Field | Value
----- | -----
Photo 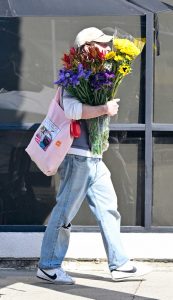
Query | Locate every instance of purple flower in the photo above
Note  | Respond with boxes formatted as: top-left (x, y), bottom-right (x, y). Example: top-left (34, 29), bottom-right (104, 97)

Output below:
top-left (105, 71), bottom-right (115, 79)
top-left (70, 74), bottom-right (80, 87)
top-left (85, 70), bottom-right (92, 79)
top-left (90, 70), bottom-right (115, 90)
top-left (77, 64), bottom-right (85, 78)
top-left (54, 64), bottom-right (92, 88)
top-left (54, 68), bottom-right (72, 87)
top-left (77, 64), bottom-right (92, 80)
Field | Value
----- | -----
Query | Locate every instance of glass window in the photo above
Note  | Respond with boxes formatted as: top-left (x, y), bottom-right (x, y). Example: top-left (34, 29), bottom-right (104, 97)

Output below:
top-left (0, 130), bottom-right (145, 226)
top-left (103, 131), bottom-right (145, 226)
top-left (0, 130), bottom-right (57, 225)
top-left (0, 16), bottom-right (145, 124)
top-left (153, 12), bottom-right (173, 123)
top-left (153, 133), bottom-right (173, 226)
top-left (0, 15), bottom-right (146, 228)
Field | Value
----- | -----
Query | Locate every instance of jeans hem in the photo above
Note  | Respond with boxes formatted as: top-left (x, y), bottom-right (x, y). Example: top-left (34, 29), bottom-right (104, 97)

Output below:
top-left (109, 258), bottom-right (129, 271)
top-left (38, 264), bottom-right (61, 270)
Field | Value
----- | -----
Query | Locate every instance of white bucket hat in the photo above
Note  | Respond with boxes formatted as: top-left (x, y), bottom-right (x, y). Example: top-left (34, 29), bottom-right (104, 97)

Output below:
top-left (74, 27), bottom-right (113, 47)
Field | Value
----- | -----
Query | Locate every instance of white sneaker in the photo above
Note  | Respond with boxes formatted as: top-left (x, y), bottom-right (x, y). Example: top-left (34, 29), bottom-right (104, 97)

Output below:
top-left (37, 267), bottom-right (75, 285)
top-left (111, 261), bottom-right (152, 281)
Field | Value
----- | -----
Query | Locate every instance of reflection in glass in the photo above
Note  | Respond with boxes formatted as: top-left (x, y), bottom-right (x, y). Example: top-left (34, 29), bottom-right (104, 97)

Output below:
top-left (154, 12), bottom-right (173, 123)
top-left (103, 132), bottom-right (145, 226)
top-left (153, 135), bottom-right (173, 226)
top-left (0, 131), bottom-right (57, 225)
top-left (0, 130), bottom-right (144, 226)
top-left (0, 16), bottom-right (145, 124)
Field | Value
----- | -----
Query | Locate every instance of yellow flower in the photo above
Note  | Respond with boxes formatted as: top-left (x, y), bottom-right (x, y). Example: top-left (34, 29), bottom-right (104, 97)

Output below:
top-left (114, 54), bottom-right (124, 61)
top-left (125, 54), bottom-right (133, 60)
top-left (105, 51), bottom-right (116, 60)
top-left (118, 64), bottom-right (131, 76)
top-left (113, 38), bottom-right (141, 58)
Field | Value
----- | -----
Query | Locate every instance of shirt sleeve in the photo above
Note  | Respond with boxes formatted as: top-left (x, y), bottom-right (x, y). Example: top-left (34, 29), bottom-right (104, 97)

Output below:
top-left (62, 91), bottom-right (83, 120)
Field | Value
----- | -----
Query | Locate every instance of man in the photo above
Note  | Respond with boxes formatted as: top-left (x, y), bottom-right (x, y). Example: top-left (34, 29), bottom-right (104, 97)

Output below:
top-left (37, 27), bottom-right (150, 284)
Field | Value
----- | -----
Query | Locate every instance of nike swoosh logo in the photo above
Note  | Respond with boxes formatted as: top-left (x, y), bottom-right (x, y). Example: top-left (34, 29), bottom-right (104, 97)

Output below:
top-left (40, 268), bottom-right (57, 280)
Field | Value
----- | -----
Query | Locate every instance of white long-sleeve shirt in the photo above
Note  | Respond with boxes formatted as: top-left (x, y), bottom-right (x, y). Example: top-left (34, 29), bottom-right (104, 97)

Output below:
top-left (62, 91), bottom-right (83, 120)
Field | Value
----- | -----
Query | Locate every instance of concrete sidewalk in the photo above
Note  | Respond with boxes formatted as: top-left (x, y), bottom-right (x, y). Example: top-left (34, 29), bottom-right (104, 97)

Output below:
top-left (0, 261), bottom-right (173, 300)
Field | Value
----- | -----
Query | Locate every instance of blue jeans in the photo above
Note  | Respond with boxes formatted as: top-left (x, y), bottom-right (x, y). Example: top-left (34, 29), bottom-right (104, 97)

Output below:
top-left (38, 154), bottom-right (129, 271)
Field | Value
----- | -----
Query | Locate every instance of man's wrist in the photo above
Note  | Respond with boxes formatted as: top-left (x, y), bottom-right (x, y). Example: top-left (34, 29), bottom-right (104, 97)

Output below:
top-left (102, 104), bottom-right (108, 115)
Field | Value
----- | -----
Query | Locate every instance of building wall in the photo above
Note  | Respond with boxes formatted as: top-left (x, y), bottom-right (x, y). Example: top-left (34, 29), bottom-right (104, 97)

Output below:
top-left (1, 232), bottom-right (173, 260)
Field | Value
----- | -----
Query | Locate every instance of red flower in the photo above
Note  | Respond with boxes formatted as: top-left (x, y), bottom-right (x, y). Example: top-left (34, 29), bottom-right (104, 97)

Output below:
top-left (95, 48), bottom-right (106, 60)
top-left (70, 47), bottom-right (76, 56)
top-left (62, 53), bottom-right (72, 68)
top-left (62, 53), bottom-right (70, 64)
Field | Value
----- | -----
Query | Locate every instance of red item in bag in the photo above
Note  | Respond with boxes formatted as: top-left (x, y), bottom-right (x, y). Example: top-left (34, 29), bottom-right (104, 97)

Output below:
top-left (70, 120), bottom-right (81, 138)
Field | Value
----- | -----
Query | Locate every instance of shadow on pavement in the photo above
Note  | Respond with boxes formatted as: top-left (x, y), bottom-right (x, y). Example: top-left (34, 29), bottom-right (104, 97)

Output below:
top-left (0, 269), bottom-right (158, 300)
top-left (68, 270), bottom-right (144, 282)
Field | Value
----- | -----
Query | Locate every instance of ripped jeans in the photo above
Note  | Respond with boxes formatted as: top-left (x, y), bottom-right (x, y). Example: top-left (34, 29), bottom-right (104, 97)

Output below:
top-left (38, 154), bottom-right (129, 271)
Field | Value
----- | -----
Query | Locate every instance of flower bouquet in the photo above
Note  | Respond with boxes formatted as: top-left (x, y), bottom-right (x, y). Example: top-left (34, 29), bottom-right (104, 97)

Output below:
top-left (55, 28), bottom-right (145, 155)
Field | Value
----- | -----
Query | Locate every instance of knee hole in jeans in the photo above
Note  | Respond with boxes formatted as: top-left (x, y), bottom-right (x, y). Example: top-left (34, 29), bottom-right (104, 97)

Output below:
top-left (62, 223), bottom-right (71, 229)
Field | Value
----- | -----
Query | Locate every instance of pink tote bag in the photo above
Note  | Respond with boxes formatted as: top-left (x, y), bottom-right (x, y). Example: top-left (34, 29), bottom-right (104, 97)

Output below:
top-left (25, 87), bottom-right (73, 176)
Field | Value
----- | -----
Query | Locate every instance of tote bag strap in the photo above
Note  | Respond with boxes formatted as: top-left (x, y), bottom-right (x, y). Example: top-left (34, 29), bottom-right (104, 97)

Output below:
top-left (54, 86), bottom-right (62, 104)
top-left (54, 86), bottom-right (64, 109)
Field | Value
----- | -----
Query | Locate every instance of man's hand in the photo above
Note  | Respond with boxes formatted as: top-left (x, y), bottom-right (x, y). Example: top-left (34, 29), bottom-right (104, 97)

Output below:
top-left (106, 99), bottom-right (120, 116)
top-left (81, 98), bottom-right (120, 119)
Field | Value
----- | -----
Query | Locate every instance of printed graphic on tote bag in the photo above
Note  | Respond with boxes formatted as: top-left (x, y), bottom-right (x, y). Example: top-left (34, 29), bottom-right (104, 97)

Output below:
top-left (35, 118), bottom-right (60, 151)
